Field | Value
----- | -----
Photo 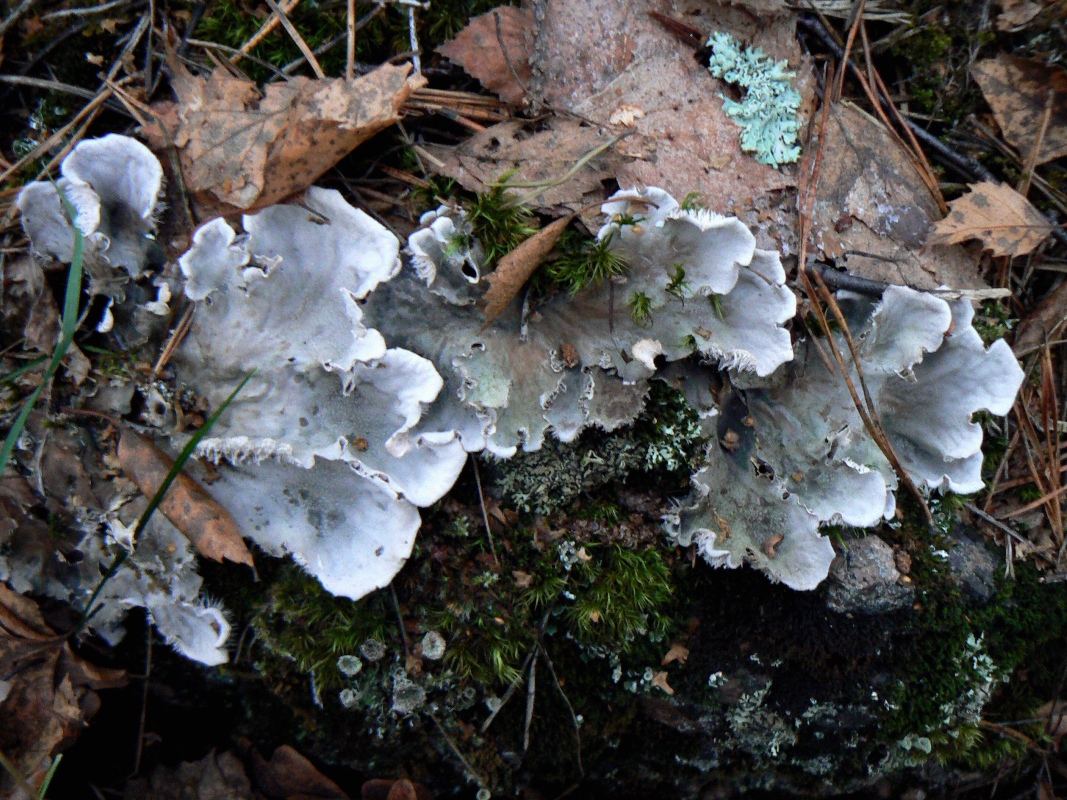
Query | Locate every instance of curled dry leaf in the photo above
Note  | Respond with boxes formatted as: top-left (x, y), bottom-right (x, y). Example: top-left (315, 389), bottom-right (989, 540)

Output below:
top-left (481, 213), bottom-right (574, 326)
top-left (661, 642), bottom-right (690, 666)
top-left (928, 181), bottom-right (1054, 258)
top-left (971, 54), bottom-right (1067, 166)
top-left (995, 0), bottom-right (1046, 30)
top-left (145, 40), bottom-right (426, 212)
top-left (0, 585), bottom-right (125, 799)
top-left (1013, 280), bottom-right (1067, 355)
top-left (651, 670), bottom-right (675, 695)
top-left (437, 6), bottom-right (533, 106)
top-left (117, 429), bottom-right (254, 567)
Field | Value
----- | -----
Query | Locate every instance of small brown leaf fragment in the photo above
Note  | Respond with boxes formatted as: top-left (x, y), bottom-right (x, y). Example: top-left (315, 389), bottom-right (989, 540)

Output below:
top-left (560, 342), bottom-right (580, 368)
top-left (971, 55), bottom-right (1067, 165)
top-left (1014, 280), bottom-right (1067, 354)
top-left (651, 671), bottom-right (675, 695)
top-left (117, 430), bottom-right (254, 567)
top-left (145, 36), bottom-right (426, 212)
top-left (661, 643), bottom-right (689, 666)
top-left (512, 570), bottom-right (533, 589)
top-left (995, 0), bottom-right (1045, 30)
top-left (720, 429), bottom-right (741, 452)
top-left (481, 214), bottom-right (574, 327)
top-left (928, 181), bottom-right (1053, 258)
top-left (437, 6), bottom-right (533, 106)
top-left (762, 533), bottom-right (784, 558)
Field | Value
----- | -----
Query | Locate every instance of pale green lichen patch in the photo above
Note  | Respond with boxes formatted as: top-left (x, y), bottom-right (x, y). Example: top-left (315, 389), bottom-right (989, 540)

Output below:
top-left (707, 32), bottom-right (802, 167)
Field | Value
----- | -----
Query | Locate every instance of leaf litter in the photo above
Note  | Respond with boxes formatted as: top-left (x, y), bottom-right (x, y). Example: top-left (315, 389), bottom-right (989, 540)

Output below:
top-left (928, 180), bottom-right (1055, 258)
top-left (144, 41), bottom-right (426, 214)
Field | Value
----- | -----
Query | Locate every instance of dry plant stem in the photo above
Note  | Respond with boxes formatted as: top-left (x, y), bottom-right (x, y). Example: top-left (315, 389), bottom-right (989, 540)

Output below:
top-left (861, 24), bottom-right (946, 212)
top-left (481, 642), bottom-right (539, 733)
top-left (999, 483), bottom-right (1067, 520)
top-left (346, 0), bottom-right (356, 80)
top-left (470, 457), bottom-right (500, 566)
top-left (132, 627), bottom-right (152, 777)
top-left (262, 0), bottom-right (325, 78)
top-left (232, 0), bottom-right (300, 60)
top-left (429, 712), bottom-right (489, 791)
top-left (834, 0), bottom-right (866, 101)
top-left (1018, 88), bottom-right (1055, 198)
top-left (152, 304), bottom-right (195, 378)
top-left (539, 644), bottom-right (584, 777)
top-left (0, 0), bottom-right (39, 40)
top-left (811, 270), bottom-right (937, 528)
top-left (984, 428), bottom-right (1021, 511)
top-left (186, 38), bottom-right (293, 81)
top-left (965, 502), bottom-right (1035, 551)
top-left (495, 9), bottom-right (529, 102)
top-left (0, 87), bottom-right (114, 185)
top-left (1040, 348), bottom-right (1064, 539)
top-left (523, 654), bottom-right (537, 753)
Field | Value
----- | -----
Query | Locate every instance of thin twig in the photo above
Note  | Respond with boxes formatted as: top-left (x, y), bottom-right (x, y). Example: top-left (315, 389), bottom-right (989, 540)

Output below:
top-left (429, 712), bottom-right (489, 791)
top-left (232, 0), bottom-right (300, 61)
top-left (470, 457), bottom-right (500, 566)
top-left (262, 0), bottom-right (325, 78)
top-left (1018, 88), bottom-right (1055, 198)
top-left (495, 9), bottom-right (528, 103)
top-left (346, 0), bottom-right (356, 80)
top-left (833, 0), bottom-right (866, 101)
top-left (151, 304), bottom-right (195, 378)
top-left (539, 644), bottom-right (583, 777)
top-left (524, 653), bottom-right (537, 753)
top-left (42, 0), bottom-right (135, 20)
top-left (481, 643), bottom-right (539, 733)
top-left (0, 0), bottom-right (39, 40)
top-left (132, 627), bottom-right (153, 776)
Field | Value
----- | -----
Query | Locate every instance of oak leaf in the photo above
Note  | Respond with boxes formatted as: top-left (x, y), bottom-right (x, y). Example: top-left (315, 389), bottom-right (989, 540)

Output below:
top-left (146, 44), bottom-right (425, 212)
top-left (438, 6), bottom-right (533, 105)
top-left (971, 55), bottom-right (1067, 166)
top-left (117, 429), bottom-right (254, 566)
top-left (928, 181), bottom-right (1054, 258)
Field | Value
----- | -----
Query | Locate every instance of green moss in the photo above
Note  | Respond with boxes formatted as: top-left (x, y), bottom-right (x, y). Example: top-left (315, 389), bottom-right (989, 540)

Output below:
top-left (490, 382), bottom-right (704, 515)
top-left (628, 290), bottom-right (654, 327)
top-left (464, 178), bottom-right (539, 268)
top-left (972, 300), bottom-right (1016, 346)
top-left (544, 230), bottom-right (629, 296)
top-left (252, 563), bottom-right (394, 690)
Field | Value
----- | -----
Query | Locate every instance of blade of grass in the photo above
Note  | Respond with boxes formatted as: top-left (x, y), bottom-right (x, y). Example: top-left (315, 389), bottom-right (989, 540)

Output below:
top-left (0, 356), bottom-right (47, 385)
top-left (0, 189), bottom-right (84, 475)
top-left (74, 372), bottom-right (254, 635)
top-left (36, 753), bottom-right (62, 800)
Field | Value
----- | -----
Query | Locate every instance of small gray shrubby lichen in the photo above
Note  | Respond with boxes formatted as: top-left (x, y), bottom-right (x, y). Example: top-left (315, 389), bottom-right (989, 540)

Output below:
top-left (707, 32), bottom-right (802, 167)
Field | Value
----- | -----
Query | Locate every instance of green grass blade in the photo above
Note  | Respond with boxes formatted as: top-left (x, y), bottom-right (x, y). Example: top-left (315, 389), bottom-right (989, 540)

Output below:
top-left (36, 753), bottom-right (62, 800)
top-left (77, 372), bottom-right (254, 632)
top-left (0, 356), bottom-right (48, 385)
top-left (0, 187), bottom-right (84, 475)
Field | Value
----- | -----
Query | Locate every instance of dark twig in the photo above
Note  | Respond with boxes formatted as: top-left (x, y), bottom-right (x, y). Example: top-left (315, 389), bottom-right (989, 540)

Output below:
top-left (494, 10), bottom-right (529, 103)
top-left (0, 0), bottom-right (39, 40)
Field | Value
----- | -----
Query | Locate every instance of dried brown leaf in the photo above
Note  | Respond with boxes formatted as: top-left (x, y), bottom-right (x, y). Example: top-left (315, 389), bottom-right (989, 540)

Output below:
top-left (125, 751), bottom-right (254, 800)
top-left (928, 181), bottom-right (1054, 258)
top-left (0, 586), bottom-right (124, 799)
top-left (812, 103), bottom-right (985, 289)
top-left (651, 670), bottom-right (675, 695)
top-left (146, 44), bottom-right (425, 212)
top-left (1014, 280), bottom-right (1067, 355)
top-left (363, 778), bottom-right (434, 800)
top-left (250, 744), bottom-right (349, 799)
top-left (481, 214), bottom-right (574, 326)
top-left (526, 0), bottom-right (807, 213)
top-left (971, 55), bottom-right (1067, 166)
top-left (661, 642), bottom-right (689, 666)
top-left (422, 117), bottom-right (619, 215)
top-left (996, 0), bottom-right (1045, 30)
top-left (117, 430), bottom-right (254, 566)
top-left (438, 6), bottom-right (533, 106)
